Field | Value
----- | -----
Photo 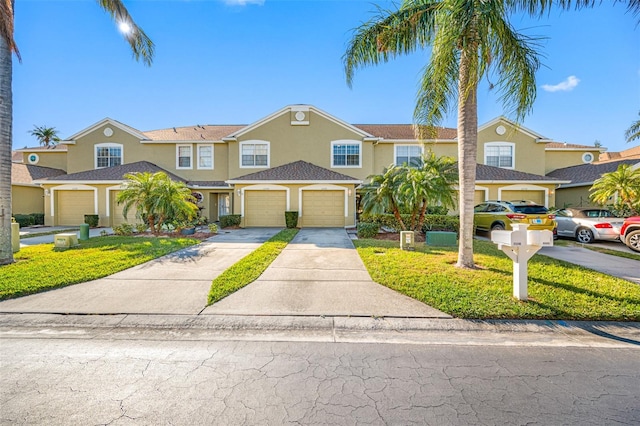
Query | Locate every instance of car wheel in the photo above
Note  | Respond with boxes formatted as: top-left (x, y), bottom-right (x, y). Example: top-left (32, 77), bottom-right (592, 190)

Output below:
top-left (491, 223), bottom-right (505, 231)
top-left (625, 230), bottom-right (640, 253)
top-left (576, 227), bottom-right (594, 244)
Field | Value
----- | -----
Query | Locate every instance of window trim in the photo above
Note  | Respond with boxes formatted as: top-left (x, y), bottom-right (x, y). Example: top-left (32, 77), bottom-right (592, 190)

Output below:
top-left (394, 144), bottom-right (424, 167)
top-left (484, 142), bottom-right (515, 169)
top-left (331, 140), bottom-right (362, 168)
top-left (94, 142), bottom-right (123, 169)
top-left (197, 144), bottom-right (214, 170)
top-left (239, 140), bottom-right (270, 169)
top-left (176, 144), bottom-right (193, 170)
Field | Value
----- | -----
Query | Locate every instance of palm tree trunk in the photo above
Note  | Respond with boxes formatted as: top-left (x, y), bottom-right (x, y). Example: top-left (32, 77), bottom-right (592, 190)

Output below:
top-left (455, 48), bottom-right (478, 269)
top-left (0, 32), bottom-right (14, 265)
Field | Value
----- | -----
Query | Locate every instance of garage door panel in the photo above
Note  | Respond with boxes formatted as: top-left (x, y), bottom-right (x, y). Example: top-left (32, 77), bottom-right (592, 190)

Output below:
top-left (57, 191), bottom-right (94, 226)
top-left (502, 190), bottom-right (545, 205)
top-left (474, 190), bottom-right (486, 205)
top-left (245, 191), bottom-right (286, 227)
top-left (111, 191), bottom-right (142, 226)
top-left (302, 191), bottom-right (344, 227)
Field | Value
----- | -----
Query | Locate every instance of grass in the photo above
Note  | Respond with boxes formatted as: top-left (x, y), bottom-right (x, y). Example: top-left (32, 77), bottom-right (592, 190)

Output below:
top-left (354, 239), bottom-right (640, 321)
top-left (0, 236), bottom-right (198, 300)
top-left (207, 228), bottom-right (298, 305)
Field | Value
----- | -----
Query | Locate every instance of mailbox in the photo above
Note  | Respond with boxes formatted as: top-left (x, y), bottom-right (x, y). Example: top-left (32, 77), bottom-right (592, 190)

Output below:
top-left (491, 229), bottom-right (525, 247)
top-left (527, 230), bottom-right (553, 247)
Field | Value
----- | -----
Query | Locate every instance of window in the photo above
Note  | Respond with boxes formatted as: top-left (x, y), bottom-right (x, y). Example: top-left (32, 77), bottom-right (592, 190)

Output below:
top-left (240, 141), bottom-right (269, 167)
top-left (331, 140), bottom-right (361, 167)
top-left (395, 145), bottom-right (422, 166)
top-left (198, 145), bottom-right (213, 169)
top-left (177, 145), bottom-right (192, 169)
top-left (95, 143), bottom-right (122, 169)
top-left (484, 143), bottom-right (514, 168)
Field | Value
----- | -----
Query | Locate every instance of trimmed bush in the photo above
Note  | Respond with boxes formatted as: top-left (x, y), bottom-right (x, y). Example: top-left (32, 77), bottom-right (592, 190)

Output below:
top-left (113, 223), bottom-right (134, 236)
top-left (13, 214), bottom-right (34, 228)
top-left (135, 223), bottom-right (148, 233)
top-left (285, 211), bottom-right (299, 228)
top-left (357, 222), bottom-right (380, 239)
top-left (220, 214), bottom-right (241, 228)
top-left (84, 214), bottom-right (99, 228)
top-left (30, 213), bottom-right (45, 226)
top-left (422, 215), bottom-right (460, 235)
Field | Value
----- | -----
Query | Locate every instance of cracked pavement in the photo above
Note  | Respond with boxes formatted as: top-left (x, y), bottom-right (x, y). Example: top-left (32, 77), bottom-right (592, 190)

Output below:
top-left (1, 337), bottom-right (638, 425)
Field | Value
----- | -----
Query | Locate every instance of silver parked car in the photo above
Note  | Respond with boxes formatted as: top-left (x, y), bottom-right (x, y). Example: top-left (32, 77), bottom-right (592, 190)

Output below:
top-left (555, 208), bottom-right (624, 243)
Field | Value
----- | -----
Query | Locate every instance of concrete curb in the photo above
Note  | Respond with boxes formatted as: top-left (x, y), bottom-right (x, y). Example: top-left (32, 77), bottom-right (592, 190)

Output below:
top-left (1, 313), bottom-right (639, 348)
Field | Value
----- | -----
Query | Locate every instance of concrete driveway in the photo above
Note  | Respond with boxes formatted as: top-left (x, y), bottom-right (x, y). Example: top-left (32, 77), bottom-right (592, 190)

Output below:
top-left (203, 228), bottom-right (450, 318)
top-left (0, 228), bottom-right (280, 315)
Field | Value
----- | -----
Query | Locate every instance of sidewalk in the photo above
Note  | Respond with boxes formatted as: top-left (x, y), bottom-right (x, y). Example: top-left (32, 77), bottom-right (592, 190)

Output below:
top-left (19, 226), bottom-right (113, 247)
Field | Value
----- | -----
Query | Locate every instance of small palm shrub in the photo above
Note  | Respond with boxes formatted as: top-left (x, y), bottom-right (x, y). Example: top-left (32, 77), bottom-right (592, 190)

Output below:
top-left (114, 223), bottom-right (134, 236)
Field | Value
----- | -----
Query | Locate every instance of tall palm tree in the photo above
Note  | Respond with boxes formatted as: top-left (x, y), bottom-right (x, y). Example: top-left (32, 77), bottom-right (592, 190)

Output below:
top-left (0, 1), bottom-right (154, 265)
top-left (589, 164), bottom-right (640, 215)
top-left (625, 111), bottom-right (640, 143)
top-left (29, 125), bottom-right (61, 148)
top-left (345, 0), bottom-right (541, 269)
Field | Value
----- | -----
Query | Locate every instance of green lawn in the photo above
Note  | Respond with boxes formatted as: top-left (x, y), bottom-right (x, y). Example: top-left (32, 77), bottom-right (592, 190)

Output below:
top-left (0, 236), bottom-right (198, 300)
top-left (208, 228), bottom-right (298, 305)
top-left (354, 239), bottom-right (640, 321)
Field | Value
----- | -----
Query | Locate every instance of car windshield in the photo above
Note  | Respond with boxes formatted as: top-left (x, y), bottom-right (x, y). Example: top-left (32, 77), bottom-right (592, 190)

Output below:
top-left (513, 205), bottom-right (548, 214)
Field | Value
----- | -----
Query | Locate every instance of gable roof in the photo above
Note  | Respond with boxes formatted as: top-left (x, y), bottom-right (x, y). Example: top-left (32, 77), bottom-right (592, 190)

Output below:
top-left (228, 105), bottom-right (374, 139)
top-left (62, 118), bottom-right (148, 142)
top-left (353, 124), bottom-right (457, 140)
top-left (34, 161), bottom-right (186, 183)
top-left (228, 160), bottom-right (362, 183)
top-left (545, 142), bottom-right (604, 151)
top-left (15, 144), bottom-right (68, 153)
top-left (547, 158), bottom-right (640, 187)
top-left (12, 163), bottom-right (66, 185)
top-left (598, 145), bottom-right (640, 162)
top-left (478, 116), bottom-right (548, 140)
top-left (143, 125), bottom-right (244, 142)
top-left (476, 164), bottom-right (567, 183)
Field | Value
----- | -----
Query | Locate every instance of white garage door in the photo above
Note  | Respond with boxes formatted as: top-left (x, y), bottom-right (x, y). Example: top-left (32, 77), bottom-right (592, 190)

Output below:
top-left (302, 191), bottom-right (345, 227)
top-left (502, 190), bottom-right (545, 205)
top-left (474, 190), bottom-right (486, 206)
top-left (244, 190), bottom-right (286, 227)
top-left (57, 191), bottom-right (94, 226)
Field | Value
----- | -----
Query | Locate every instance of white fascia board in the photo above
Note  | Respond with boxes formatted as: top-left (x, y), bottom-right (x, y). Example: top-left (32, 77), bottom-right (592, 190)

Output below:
top-left (63, 118), bottom-right (148, 142)
top-left (476, 179), bottom-right (571, 185)
top-left (556, 181), bottom-right (593, 188)
top-left (34, 179), bottom-right (124, 185)
top-left (227, 179), bottom-right (363, 185)
top-left (12, 183), bottom-right (40, 188)
top-left (308, 105), bottom-right (374, 138)
top-left (478, 116), bottom-right (546, 140)
top-left (545, 147), bottom-right (605, 152)
top-left (187, 184), bottom-right (231, 189)
top-left (139, 140), bottom-right (223, 144)
top-left (377, 138), bottom-right (457, 144)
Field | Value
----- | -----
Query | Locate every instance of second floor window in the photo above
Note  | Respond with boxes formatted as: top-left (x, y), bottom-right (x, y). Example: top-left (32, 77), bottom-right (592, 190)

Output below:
top-left (95, 144), bottom-right (122, 168)
top-left (485, 143), bottom-right (514, 168)
top-left (395, 145), bottom-right (422, 167)
top-left (177, 145), bottom-right (192, 169)
top-left (198, 145), bottom-right (213, 169)
top-left (241, 143), bottom-right (269, 167)
top-left (332, 141), bottom-right (361, 167)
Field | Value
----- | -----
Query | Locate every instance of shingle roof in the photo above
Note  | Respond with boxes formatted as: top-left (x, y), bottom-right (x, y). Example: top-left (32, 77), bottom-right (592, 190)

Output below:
top-left (229, 160), bottom-right (361, 182)
top-left (598, 145), bottom-right (640, 162)
top-left (12, 163), bottom-right (66, 184)
top-left (547, 158), bottom-right (640, 185)
top-left (37, 161), bottom-right (186, 182)
top-left (353, 124), bottom-right (457, 140)
top-left (545, 142), bottom-right (598, 149)
top-left (476, 164), bottom-right (563, 182)
top-left (12, 151), bottom-right (22, 162)
top-left (143, 125), bottom-right (244, 141)
top-left (188, 181), bottom-right (230, 188)
top-left (15, 145), bottom-right (68, 152)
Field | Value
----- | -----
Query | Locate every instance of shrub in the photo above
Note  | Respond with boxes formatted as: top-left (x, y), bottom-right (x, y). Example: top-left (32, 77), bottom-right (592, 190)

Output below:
top-left (426, 206), bottom-right (449, 215)
top-left (113, 223), bottom-right (134, 236)
top-left (285, 211), bottom-right (299, 228)
top-left (30, 213), bottom-right (45, 226)
top-left (13, 214), bottom-right (34, 228)
top-left (84, 214), bottom-right (99, 228)
top-left (135, 223), bottom-right (148, 233)
top-left (357, 222), bottom-right (380, 238)
top-left (208, 223), bottom-right (218, 233)
top-left (220, 214), bottom-right (241, 228)
top-left (422, 215), bottom-right (460, 235)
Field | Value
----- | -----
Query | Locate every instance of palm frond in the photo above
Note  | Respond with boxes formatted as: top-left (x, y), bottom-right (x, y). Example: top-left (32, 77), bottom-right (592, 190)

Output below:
top-left (0, 0), bottom-right (20, 61)
top-left (624, 111), bottom-right (640, 142)
top-left (97, 0), bottom-right (154, 66)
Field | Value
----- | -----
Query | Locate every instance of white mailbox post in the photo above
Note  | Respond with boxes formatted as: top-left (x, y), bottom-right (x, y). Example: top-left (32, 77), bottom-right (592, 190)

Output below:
top-left (491, 223), bottom-right (553, 301)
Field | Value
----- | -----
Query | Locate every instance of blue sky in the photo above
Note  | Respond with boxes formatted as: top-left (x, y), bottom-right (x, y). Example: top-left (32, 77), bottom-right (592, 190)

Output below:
top-left (12, 0), bottom-right (640, 154)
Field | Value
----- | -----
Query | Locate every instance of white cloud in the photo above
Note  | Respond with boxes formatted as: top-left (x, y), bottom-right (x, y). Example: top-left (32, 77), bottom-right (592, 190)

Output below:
top-left (542, 75), bottom-right (580, 93)
top-left (224, 0), bottom-right (264, 5)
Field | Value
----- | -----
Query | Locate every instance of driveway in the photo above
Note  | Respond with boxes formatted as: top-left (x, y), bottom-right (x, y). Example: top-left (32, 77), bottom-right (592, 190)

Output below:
top-left (0, 228), bottom-right (280, 315)
top-left (203, 228), bottom-right (450, 318)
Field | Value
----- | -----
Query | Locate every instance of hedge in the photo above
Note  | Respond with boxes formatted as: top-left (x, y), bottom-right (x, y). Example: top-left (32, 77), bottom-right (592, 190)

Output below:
top-left (285, 211), bottom-right (299, 228)
top-left (360, 213), bottom-right (459, 235)
top-left (357, 222), bottom-right (380, 238)
top-left (220, 214), bottom-right (242, 228)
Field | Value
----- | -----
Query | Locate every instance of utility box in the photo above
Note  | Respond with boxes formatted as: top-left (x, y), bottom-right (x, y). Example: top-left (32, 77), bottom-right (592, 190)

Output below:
top-left (79, 223), bottom-right (90, 241)
top-left (11, 222), bottom-right (20, 253)
top-left (426, 231), bottom-right (457, 246)
top-left (400, 231), bottom-right (415, 250)
top-left (54, 233), bottom-right (79, 249)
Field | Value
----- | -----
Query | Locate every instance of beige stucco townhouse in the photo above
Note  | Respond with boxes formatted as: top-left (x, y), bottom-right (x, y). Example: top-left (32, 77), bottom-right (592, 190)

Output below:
top-left (13, 104), bottom-right (610, 228)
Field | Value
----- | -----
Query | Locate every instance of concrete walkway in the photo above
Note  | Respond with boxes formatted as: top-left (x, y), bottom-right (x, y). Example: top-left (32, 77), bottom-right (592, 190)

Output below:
top-left (203, 228), bottom-right (450, 318)
top-left (0, 228), bottom-right (280, 315)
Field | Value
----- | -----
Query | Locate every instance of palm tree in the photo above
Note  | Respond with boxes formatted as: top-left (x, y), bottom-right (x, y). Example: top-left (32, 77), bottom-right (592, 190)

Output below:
top-left (589, 164), bottom-right (640, 215)
top-left (360, 165), bottom-right (407, 230)
top-left (625, 111), bottom-right (640, 143)
top-left (0, 1), bottom-right (154, 265)
top-left (345, 0), bottom-right (542, 268)
top-left (29, 125), bottom-right (61, 148)
top-left (117, 172), bottom-right (198, 234)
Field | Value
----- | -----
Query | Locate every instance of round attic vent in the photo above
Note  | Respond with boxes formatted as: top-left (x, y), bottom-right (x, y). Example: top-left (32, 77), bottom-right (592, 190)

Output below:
top-left (295, 111), bottom-right (306, 121)
top-left (103, 127), bottom-right (114, 137)
top-left (496, 125), bottom-right (506, 135)
top-left (582, 153), bottom-right (594, 164)
top-left (27, 153), bottom-right (39, 164)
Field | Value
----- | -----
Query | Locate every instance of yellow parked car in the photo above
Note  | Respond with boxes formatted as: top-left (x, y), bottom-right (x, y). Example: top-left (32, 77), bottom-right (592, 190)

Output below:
top-left (474, 200), bottom-right (557, 235)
